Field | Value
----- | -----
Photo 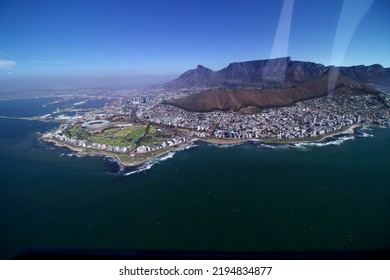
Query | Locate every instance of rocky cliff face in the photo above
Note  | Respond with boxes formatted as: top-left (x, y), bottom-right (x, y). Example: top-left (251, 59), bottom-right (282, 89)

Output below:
top-left (285, 60), bottom-right (328, 83)
top-left (171, 65), bottom-right (224, 88)
top-left (220, 57), bottom-right (292, 84)
top-left (164, 57), bottom-right (390, 89)
top-left (339, 64), bottom-right (390, 86)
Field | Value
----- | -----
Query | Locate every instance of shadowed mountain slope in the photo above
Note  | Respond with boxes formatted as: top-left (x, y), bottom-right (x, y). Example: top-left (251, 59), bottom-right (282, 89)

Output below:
top-left (165, 71), bottom-right (377, 112)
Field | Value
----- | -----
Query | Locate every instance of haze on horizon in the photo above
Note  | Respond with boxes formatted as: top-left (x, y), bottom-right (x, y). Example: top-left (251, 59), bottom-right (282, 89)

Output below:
top-left (0, 0), bottom-right (389, 90)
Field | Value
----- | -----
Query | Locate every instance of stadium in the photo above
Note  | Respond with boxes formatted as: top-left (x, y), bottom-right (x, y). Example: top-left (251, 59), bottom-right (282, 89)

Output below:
top-left (81, 120), bottom-right (111, 132)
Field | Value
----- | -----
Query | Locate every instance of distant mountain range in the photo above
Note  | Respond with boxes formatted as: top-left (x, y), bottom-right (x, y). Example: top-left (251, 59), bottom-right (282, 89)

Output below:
top-left (163, 57), bottom-right (389, 112)
top-left (164, 57), bottom-right (390, 89)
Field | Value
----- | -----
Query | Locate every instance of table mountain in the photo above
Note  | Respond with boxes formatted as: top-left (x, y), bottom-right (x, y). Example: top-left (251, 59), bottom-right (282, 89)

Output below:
top-left (164, 57), bottom-right (390, 89)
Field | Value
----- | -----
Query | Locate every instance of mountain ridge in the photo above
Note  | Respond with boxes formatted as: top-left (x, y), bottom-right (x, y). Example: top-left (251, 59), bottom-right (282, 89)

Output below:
top-left (164, 57), bottom-right (390, 89)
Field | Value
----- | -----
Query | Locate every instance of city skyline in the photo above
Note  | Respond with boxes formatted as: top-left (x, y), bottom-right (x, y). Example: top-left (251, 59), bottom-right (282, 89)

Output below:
top-left (0, 0), bottom-right (389, 88)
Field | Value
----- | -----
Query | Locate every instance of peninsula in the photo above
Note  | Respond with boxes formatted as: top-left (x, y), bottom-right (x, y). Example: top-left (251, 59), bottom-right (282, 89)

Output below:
top-left (40, 58), bottom-right (390, 168)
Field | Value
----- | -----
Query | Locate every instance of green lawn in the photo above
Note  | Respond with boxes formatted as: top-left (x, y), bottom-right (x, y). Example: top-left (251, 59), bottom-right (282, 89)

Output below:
top-left (63, 123), bottom-right (167, 149)
top-left (149, 125), bottom-right (158, 134)
top-left (87, 135), bottom-right (130, 147)
top-left (114, 126), bottom-right (138, 138)
top-left (65, 126), bottom-right (89, 138)
top-left (103, 128), bottom-right (121, 136)
top-left (141, 135), bottom-right (166, 146)
top-left (125, 126), bottom-right (146, 146)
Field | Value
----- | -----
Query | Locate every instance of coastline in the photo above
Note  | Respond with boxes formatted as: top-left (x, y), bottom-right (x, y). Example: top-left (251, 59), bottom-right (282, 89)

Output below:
top-left (42, 124), bottom-right (362, 169)
top-left (201, 124), bottom-right (361, 145)
top-left (42, 137), bottom-right (190, 168)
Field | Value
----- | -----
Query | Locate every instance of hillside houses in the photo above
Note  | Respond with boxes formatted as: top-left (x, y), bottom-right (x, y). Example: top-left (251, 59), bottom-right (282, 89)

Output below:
top-left (141, 94), bottom-right (389, 140)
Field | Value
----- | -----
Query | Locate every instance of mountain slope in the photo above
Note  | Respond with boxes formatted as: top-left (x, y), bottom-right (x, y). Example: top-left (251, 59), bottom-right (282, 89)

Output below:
top-left (165, 72), bottom-right (377, 112)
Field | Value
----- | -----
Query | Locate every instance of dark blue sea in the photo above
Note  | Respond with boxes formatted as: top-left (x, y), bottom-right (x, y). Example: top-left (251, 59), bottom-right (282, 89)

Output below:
top-left (0, 98), bottom-right (389, 259)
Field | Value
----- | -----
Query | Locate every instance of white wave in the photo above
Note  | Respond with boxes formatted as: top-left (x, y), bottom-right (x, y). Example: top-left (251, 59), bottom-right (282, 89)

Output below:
top-left (124, 152), bottom-right (176, 176)
top-left (294, 136), bottom-right (355, 148)
top-left (124, 170), bottom-right (139, 176)
top-left (259, 136), bottom-right (355, 150)
top-left (124, 162), bottom-right (155, 176)
top-left (290, 143), bottom-right (310, 151)
top-left (65, 153), bottom-right (81, 158)
top-left (360, 132), bottom-right (374, 138)
top-left (259, 144), bottom-right (289, 150)
top-left (208, 143), bottom-right (242, 148)
top-left (159, 151), bottom-right (176, 161)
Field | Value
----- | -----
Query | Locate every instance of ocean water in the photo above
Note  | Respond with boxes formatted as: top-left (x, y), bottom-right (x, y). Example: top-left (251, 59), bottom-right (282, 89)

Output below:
top-left (0, 98), bottom-right (389, 259)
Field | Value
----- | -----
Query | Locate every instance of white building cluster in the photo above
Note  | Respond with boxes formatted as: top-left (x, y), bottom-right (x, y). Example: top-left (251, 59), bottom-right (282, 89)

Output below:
top-left (135, 137), bottom-right (187, 155)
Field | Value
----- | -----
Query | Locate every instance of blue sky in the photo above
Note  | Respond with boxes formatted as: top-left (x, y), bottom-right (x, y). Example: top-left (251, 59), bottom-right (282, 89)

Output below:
top-left (0, 0), bottom-right (389, 86)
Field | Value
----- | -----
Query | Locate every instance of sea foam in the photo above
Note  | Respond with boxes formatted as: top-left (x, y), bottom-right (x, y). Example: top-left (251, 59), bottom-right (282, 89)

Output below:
top-left (257, 135), bottom-right (355, 151)
top-left (207, 142), bottom-right (243, 148)
top-left (360, 132), bottom-right (374, 138)
top-left (292, 136), bottom-right (355, 148)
